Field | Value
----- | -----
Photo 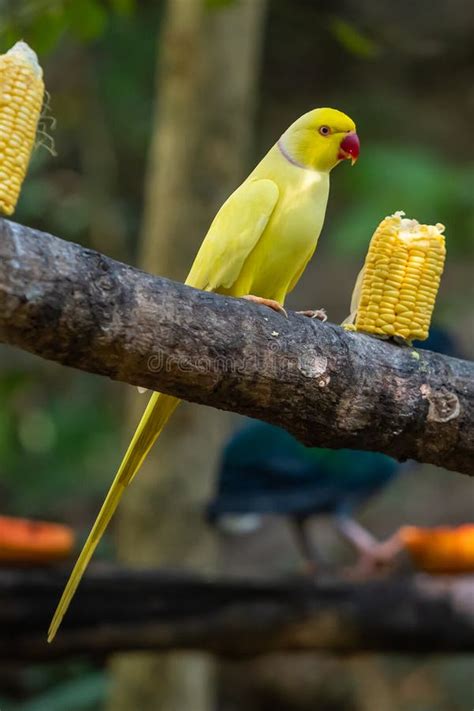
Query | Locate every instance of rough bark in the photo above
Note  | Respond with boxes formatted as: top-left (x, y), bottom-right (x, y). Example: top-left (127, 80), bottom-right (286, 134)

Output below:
top-left (0, 218), bottom-right (472, 476)
top-left (2, 567), bottom-right (473, 659)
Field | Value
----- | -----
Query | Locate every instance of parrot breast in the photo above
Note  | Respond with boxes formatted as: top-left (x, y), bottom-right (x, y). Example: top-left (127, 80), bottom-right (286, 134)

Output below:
top-left (232, 145), bottom-right (330, 303)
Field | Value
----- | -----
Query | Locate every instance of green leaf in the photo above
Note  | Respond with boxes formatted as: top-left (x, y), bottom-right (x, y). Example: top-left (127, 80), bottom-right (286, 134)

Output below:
top-left (328, 17), bottom-right (380, 59)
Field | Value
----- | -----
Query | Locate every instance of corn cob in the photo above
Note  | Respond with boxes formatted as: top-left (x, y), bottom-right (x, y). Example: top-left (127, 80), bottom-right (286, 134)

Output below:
top-left (0, 41), bottom-right (44, 216)
top-left (344, 211), bottom-right (446, 342)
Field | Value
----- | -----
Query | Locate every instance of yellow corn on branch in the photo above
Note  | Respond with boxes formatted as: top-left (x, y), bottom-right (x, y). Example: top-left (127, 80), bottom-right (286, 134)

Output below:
top-left (0, 41), bottom-right (44, 216)
top-left (345, 211), bottom-right (446, 342)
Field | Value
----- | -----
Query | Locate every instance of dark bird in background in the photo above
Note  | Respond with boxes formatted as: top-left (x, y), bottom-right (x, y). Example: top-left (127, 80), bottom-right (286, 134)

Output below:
top-left (208, 420), bottom-right (400, 571)
top-left (207, 326), bottom-right (461, 572)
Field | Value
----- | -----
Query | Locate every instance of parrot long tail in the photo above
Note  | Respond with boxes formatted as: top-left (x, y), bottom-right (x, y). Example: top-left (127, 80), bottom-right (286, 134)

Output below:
top-left (47, 391), bottom-right (180, 643)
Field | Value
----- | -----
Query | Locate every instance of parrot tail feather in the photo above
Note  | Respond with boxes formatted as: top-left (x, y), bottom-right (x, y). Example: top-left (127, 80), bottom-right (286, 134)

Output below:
top-left (47, 392), bottom-right (180, 643)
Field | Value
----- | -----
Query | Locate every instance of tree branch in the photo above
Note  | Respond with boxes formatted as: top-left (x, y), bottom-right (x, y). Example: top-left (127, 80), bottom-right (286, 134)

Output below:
top-left (1, 567), bottom-right (473, 659)
top-left (0, 218), bottom-right (472, 474)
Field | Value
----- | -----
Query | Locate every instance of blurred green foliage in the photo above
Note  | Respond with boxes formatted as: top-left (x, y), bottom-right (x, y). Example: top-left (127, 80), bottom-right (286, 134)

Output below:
top-left (0, 363), bottom-right (120, 515)
top-left (0, 0), bottom-right (136, 54)
top-left (1, 1), bottom-right (160, 252)
top-left (334, 143), bottom-right (474, 255)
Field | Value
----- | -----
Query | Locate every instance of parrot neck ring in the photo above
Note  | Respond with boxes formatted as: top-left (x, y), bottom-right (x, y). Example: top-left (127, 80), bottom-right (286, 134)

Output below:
top-left (338, 131), bottom-right (360, 165)
top-left (277, 138), bottom-right (307, 170)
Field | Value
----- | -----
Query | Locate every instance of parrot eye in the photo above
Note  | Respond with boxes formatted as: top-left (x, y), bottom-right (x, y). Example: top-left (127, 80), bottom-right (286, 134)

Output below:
top-left (319, 125), bottom-right (331, 136)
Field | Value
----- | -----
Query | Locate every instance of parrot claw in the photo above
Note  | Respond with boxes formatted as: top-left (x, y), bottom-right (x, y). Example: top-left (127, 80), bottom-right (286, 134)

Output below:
top-left (241, 295), bottom-right (287, 317)
top-left (296, 308), bottom-right (327, 322)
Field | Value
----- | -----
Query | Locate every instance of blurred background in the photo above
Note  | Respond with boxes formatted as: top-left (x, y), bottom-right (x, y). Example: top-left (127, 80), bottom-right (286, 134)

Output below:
top-left (0, 0), bottom-right (473, 709)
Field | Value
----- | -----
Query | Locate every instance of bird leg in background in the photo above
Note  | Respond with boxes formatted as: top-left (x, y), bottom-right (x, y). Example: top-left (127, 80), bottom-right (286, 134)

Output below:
top-left (290, 515), bottom-right (320, 574)
top-left (335, 515), bottom-right (397, 575)
top-left (241, 295), bottom-right (287, 317)
top-left (296, 308), bottom-right (327, 321)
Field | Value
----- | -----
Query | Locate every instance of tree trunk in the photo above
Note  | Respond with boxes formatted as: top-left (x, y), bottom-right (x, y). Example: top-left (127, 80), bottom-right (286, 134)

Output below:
top-left (106, 1), bottom-right (268, 709)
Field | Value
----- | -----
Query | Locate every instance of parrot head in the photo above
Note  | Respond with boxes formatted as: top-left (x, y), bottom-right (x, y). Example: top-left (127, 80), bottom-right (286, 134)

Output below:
top-left (280, 107), bottom-right (360, 172)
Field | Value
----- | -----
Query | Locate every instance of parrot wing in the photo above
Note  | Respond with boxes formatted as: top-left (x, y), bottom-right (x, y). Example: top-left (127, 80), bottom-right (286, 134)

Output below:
top-left (185, 178), bottom-right (279, 291)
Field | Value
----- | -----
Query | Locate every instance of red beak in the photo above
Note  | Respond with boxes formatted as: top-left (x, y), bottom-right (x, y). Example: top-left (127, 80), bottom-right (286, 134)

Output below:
top-left (338, 131), bottom-right (360, 165)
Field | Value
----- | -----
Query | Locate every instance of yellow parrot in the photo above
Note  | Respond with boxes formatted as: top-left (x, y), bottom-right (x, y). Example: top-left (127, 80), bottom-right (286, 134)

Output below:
top-left (48, 107), bottom-right (360, 641)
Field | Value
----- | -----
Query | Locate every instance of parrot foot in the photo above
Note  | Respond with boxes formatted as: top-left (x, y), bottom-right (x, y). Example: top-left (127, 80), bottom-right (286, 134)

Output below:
top-left (296, 308), bottom-right (327, 322)
top-left (241, 295), bottom-right (287, 317)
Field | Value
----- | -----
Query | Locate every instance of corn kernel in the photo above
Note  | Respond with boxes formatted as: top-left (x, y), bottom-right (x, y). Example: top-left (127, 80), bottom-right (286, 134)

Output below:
top-left (343, 211), bottom-right (446, 342)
